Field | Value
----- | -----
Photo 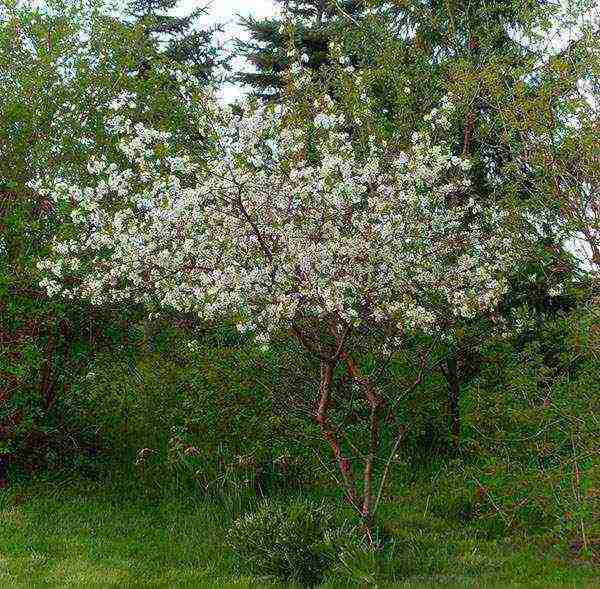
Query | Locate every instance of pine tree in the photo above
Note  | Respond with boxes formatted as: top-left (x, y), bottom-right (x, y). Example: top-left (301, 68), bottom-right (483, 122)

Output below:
top-left (122, 0), bottom-right (229, 86)
top-left (107, 0), bottom-right (230, 153)
top-left (233, 0), bottom-right (367, 103)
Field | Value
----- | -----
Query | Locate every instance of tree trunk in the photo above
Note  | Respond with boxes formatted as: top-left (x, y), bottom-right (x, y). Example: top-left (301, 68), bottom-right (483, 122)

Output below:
top-left (292, 323), bottom-right (386, 546)
top-left (340, 350), bottom-right (385, 544)
top-left (0, 453), bottom-right (9, 488)
top-left (314, 359), bottom-right (361, 511)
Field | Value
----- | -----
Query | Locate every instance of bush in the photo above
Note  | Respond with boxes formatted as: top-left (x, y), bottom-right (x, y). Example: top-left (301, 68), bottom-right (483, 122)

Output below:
top-left (57, 310), bottom-right (470, 501)
top-left (225, 497), bottom-right (352, 585)
top-left (0, 288), bottom-right (150, 484)
top-left (60, 317), bottom-right (330, 496)
top-left (382, 301), bottom-right (600, 564)
top-left (0, 0), bottom-right (190, 485)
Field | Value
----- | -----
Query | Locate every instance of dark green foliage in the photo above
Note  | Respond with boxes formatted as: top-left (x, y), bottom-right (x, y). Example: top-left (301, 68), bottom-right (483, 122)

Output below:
top-left (378, 302), bottom-right (600, 566)
top-left (331, 0), bottom-right (591, 285)
top-left (462, 303), bottom-right (599, 542)
top-left (121, 0), bottom-right (230, 86)
top-left (0, 0), bottom-right (219, 486)
top-left (234, 0), bottom-right (369, 103)
top-left (0, 229), bottom-right (149, 480)
top-left (103, 0), bottom-right (230, 153)
top-left (58, 317), bottom-right (330, 497)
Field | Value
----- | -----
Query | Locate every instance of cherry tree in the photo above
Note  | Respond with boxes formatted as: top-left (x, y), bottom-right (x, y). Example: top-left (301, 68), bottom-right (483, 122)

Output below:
top-left (32, 33), bottom-right (537, 538)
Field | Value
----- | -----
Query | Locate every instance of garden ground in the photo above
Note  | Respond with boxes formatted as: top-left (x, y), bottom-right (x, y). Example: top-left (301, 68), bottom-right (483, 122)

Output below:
top-left (1, 463), bottom-right (598, 587)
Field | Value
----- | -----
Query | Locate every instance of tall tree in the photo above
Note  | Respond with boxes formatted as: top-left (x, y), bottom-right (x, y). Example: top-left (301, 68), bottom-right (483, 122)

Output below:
top-left (121, 0), bottom-right (229, 86)
top-left (324, 0), bottom-right (599, 448)
top-left (90, 0), bottom-right (229, 156)
top-left (333, 0), bottom-right (597, 263)
top-left (0, 0), bottom-right (220, 486)
top-left (233, 0), bottom-right (367, 103)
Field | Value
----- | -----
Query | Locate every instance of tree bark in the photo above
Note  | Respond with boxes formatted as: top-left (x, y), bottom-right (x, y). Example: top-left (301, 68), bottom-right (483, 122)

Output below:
top-left (39, 328), bottom-right (57, 412)
top-left (442, 354), bottom-right (461, 452)
top-left (340, 350), bottom-right (385, 540)
top-left (314, 359), bottom-right (361, 511)
top-left (292, 323), bottom-right (387, 544)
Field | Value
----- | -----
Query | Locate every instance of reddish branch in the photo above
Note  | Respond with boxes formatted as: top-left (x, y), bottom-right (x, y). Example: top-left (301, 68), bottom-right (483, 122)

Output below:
top-left (314, 360), bottom-right (361, 510)
top-left (340, 350), bottom-right (385, 525)
top-left (468, 34), bottom-right (479, 53)
top-left (462, 111), bottom-right (476, 157)
top-left (292, 321), bottom-right (399, 540)
top-left (462, 34), bottom-right (480, 158)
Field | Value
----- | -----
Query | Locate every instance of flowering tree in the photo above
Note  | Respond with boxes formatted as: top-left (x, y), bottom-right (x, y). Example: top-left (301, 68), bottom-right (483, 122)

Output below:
top-left (33, 29), bottom-right (537, 536)
top-left (0, 0), bottom-right (220, 485)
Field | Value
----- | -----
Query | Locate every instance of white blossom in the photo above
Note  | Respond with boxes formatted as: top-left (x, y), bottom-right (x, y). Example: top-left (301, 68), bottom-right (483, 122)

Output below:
top-left (35, 66), bottom-right (535, 349)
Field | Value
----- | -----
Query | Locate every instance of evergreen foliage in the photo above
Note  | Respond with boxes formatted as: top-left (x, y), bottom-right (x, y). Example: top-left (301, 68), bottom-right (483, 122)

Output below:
top-left (121, 0), bottom-right (230, 86)
top-left (234, 0), bottom-right (368, 103)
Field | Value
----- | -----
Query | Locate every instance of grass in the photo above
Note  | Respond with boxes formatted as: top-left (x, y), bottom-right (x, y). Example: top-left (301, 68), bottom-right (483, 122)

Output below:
top-left (0, 469), bottom-right (251, 586)
top-left (1, 463), bottom-right (598, 587)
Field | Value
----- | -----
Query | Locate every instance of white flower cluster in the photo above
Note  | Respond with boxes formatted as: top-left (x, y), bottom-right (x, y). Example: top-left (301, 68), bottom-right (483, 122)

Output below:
top-left (313, 113), bottom-right (341, 129)
top-left (35, 53), bottom-right (533, 347)
top-left (108, 91), bottom-right (136, 111)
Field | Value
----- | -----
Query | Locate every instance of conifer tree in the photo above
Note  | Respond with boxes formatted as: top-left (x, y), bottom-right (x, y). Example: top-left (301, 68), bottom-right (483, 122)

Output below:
top-left (101, 0), bottom-right (230, 153)
top-left (233, 0), bottom-right (367, 103)
top-left (121, 0), bottom-right (229, 86)
top-left (328, 0), bottom-right (596, 287)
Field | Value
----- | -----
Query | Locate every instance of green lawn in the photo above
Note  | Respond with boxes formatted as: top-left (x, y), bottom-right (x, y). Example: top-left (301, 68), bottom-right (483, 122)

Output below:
top-left (1, 467), bottom-right (598, 587)
top-left (0, 469), bottom-right (255, 586)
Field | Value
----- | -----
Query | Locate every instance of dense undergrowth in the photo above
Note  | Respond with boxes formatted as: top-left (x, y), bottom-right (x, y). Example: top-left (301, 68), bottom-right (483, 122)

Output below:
top-left (2, 300), bottom-right (598, 585)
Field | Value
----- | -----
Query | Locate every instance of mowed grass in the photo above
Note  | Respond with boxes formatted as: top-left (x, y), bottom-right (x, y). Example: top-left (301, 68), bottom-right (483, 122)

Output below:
top-left (1, 465), bottom-right (599, 587)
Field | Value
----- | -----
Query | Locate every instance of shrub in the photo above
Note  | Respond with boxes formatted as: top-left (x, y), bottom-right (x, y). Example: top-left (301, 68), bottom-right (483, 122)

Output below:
top-left (0, 0), bottom-right (196, 486)
top-left (382, 301), bottom-right (600, 563)
top-left (225, 497), bottom-right (352, 585)
top-left (60, 317), bottom-right (330, 495)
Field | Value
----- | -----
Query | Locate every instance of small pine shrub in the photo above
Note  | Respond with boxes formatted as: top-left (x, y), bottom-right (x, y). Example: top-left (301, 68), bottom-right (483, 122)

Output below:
top-left (225, 497), bottom-right (352, 585)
